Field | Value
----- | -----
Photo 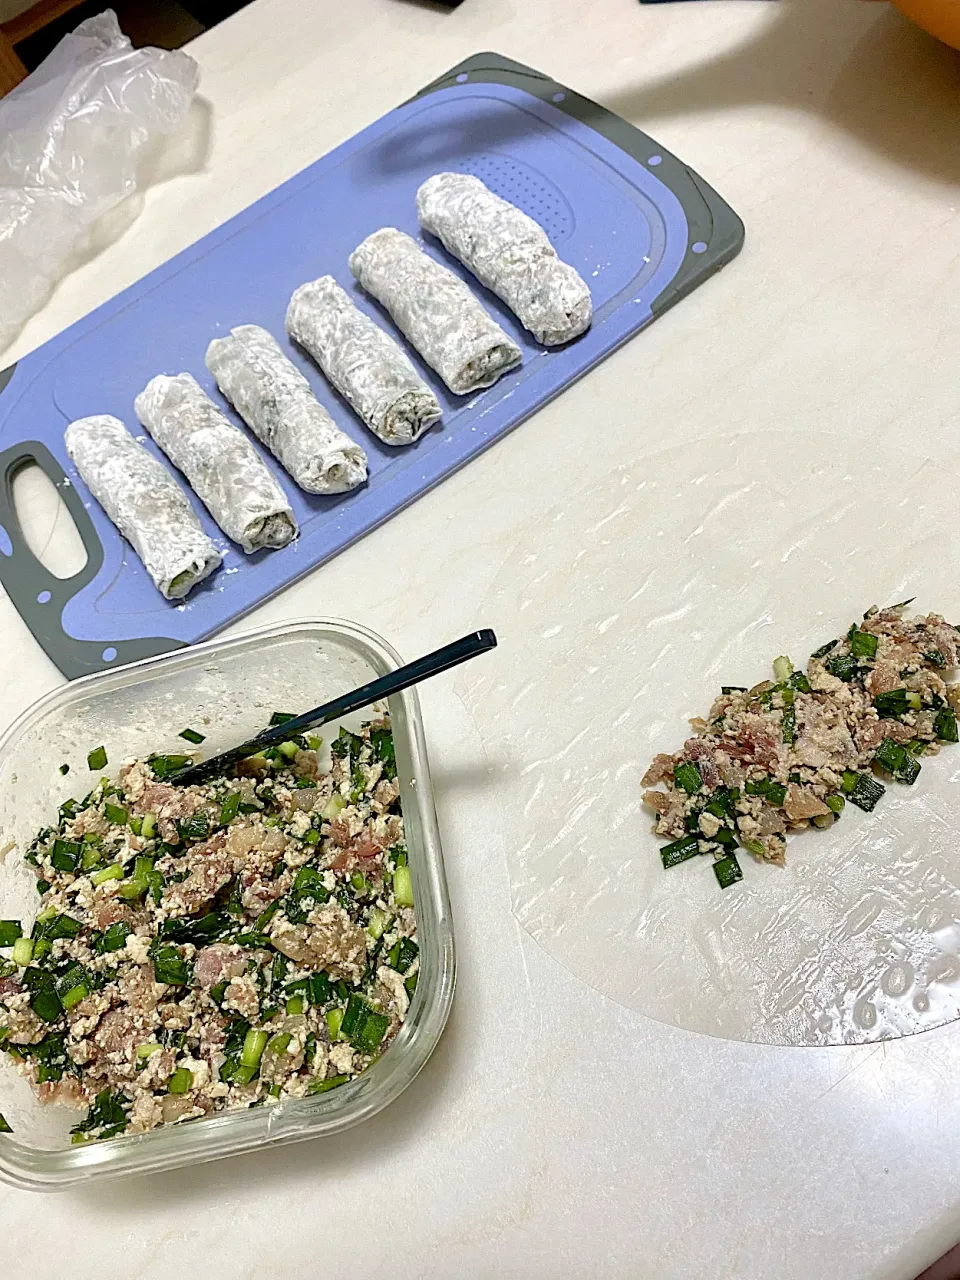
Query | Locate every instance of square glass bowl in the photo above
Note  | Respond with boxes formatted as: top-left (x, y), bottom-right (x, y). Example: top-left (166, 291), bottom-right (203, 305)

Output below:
top-left (0, 618), bottom-right (455, 1189)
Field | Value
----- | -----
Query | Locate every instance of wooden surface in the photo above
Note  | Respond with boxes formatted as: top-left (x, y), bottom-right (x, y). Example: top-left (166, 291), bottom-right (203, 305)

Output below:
top-left (1, 0), bottom-right (85, 44)
top-left (0, 27), bottom-right (25, 95)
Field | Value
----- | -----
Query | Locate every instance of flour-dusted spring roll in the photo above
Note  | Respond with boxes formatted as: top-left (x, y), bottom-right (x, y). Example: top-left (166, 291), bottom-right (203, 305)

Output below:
top-left (135, 373), bottom-right (297, 554)
top-left (348, 228), bottom-right (522, 395)
top-left (285, 276), bottom-right (441, 447)
top-left (205, 324), bottom-right (368, 494)
top-left (416, 173), bottom-right (593, 347)
top-left (64, 414), bottom-right (221, 600)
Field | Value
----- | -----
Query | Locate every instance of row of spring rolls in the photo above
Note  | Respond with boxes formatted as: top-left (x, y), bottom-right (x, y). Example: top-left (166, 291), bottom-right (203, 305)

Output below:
top-left (65, 173), bottom-right (593, 600)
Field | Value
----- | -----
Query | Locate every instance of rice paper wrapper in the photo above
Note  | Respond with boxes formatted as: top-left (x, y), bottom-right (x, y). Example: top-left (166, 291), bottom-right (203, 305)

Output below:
top-left (285, 276), bottom-right (441, 447)
top-left (348, 228), bottom-right (522, 395)
top-left (416, 172), bottom-right (592, 347)
top-left (64, 413), bottom-right (221, 600)
top-left (205, 324), bottom-right (368, 494)
top-left (459, 431), bottom-right (960, 1047)
top-left (135, 372), bottom-right (297, 554)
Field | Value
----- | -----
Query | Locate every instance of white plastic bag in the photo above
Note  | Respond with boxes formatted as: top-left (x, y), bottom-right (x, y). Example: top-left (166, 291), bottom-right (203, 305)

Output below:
top-left (0, 10), bottom-right (199, 351)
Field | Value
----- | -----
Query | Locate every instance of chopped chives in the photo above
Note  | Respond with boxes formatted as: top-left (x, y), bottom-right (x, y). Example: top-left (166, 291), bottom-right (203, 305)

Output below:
top-left (873, 737), bottom-right (921, 784)
top-left (140, 813), bottom-right (157, 840)
top-left (811, 639), bottom-right (838, 660)
top-left (825, 653), bottom-right (859, 683)
top-left (0, 921), bottom-right (22, 948)
top-left (935, 709), bottom-right (959, 743)
top-left (0, 1112), bottom-right (10, 1134)
top-left (11, 937), bottom-right (33, 967)
top-left (304, 828), bottom-right (321, 846)
top-left (136, 1042), bottom-right (161, 1060)
top-left (713, 854), bottom-right (743, 889)
top-left (220, 792), bottom-right (242, 826)
top-left (167, 1067), bottom-right (193, 1094)
top-left (924, 649), bottom-right (947, 668)
top-left (308, 1074), bottom-right (349, 1095)
top-left (90, 864), bottom-right (124, 886)
top-left (825, 794), bottom-right (845, 814)
top-left (145, 754), bottom-right (191, 780)
top-left (673, 762), bottom-right (702, 794)
top-left (179, 728), bottom-right (206, 744)
top-left (789, 671), bottom-right (812, 693)
top-left (286, 996), bottom-right (305, 1016)
top-left (366, 908), bottom-right (391, 941)
top-left (241, 1029), bottom-right (269, 1069)
top-left (267, 1033), bottom-right (292, 1056)
top-left (103, 802), bottom-right (128, 826)
top-left (873, 688), bottom-right (922, 718)
top-left (321, 794), bottom-right (347, 821)
top-left (87, 746), bottom-right (108, 771)
top-left (95, 921), bottom-right (131, 954)
top-left (51, 839), bottom-right (82, 872)
top-left (847, 627), bottom-right (878, 660)
top-left (58, 764), bottom-right (69, 776)
top-left (326, 1008), bottom-right (344, 1041)
top-left (659, 834), bottom-right (700, 869)
top-left (781, 705), bottom-right (797, 744)
top-left (306, 735), bottom-right (323, 751)
top-left (269, 712), bottom-right (296, 727)
top-left (845, 772), bottom-right (885, 812)
top-left (278, 741), bottom-right (300, 760)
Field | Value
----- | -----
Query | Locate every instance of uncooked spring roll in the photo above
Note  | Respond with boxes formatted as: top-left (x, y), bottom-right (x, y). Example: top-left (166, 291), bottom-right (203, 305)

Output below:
top-left (134, 373), bottom-right (297, 554)
top-left (285, 276), bottom-right (441, 447)
top-left (416, 173), bottom-right (593, 346)
top-left (64, 414), bottom-right (221, 600)
top-left (348, 228), bottom-right (522, 395)
top-left (205, 324), bottom-right (368, 494)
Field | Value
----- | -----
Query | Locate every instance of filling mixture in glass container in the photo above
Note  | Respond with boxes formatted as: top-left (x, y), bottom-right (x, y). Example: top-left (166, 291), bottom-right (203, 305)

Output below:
top-left (0, 716), bottom-right (418, 1141)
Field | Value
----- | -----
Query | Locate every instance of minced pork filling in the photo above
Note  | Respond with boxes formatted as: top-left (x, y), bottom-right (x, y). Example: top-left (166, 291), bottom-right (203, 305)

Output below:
top-left (643, 605), bottom-right (960, 890)
top-left (0, 717), bottom-right (418, 1141)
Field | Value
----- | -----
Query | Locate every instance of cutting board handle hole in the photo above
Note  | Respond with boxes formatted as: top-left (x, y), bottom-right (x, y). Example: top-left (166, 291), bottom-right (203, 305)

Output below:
top-left (11, 462), bottom-right (88, 580)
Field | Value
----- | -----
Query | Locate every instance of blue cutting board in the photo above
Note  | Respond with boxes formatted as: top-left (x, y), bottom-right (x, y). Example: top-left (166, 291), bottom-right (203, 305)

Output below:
top-left (0, 52), bottom-right (743, 679)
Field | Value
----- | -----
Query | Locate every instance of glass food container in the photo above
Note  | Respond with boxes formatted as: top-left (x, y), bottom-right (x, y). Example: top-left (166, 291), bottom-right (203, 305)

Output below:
top-left (0, 618), bottom-right (455, 1189)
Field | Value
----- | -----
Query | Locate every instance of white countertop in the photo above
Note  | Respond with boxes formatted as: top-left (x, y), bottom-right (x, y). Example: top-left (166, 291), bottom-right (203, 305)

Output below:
top-left (2, 0), bottom-right (960, 1275)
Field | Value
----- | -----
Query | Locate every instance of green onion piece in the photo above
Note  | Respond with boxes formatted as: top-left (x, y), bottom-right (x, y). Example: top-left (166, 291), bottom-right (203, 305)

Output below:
top-left (168, 1067), bottom-right (193, 1094)
top-left (811, 639), bottom-right (838, 660)
top-left (90, 863), bottom-right (124, 886)
top-left (129, 817), bottom-right (143, 837)
top-left (96, 922), bottom-right (131, 954)
top-left (58, 764), bottom-right (69, 776)
top-left (825, 653), bottom-right (860, 683)
top-left (812, 813), bottom-right (835, 830)
top-left (57, 964), bottom-right (91, 1010)
top-left (136, 1042), bottom-right (161, 1060)
top-left (354, 1010), bottom-right (389, 1054)
top-left (659, 834), bottom-right (700, 869)
top-left (151, 945), bottom-right (190, 986)
top-left (366, 908), bottom-right (391, 941)
top-left (0, 921), bottom-right (22, 948)
top-left (302, 828), bottom-right (320, 847)
top-left (789, 671), bottom-right (812, 693)
top-left (847, 627), bottom-right (879, 660)
top-left (321, 793), bottom-right (348, 821)
top-left (220, 792), bottom-right (242, 826)
top-left (841, 770), bottom-right (859, 793)
top-left (0, 1112), bottom-right (11, 1134)
top-left (740, 838), bottom-right (766, 858)
top-left (673, 762), bottom-right (702, 795)
top-left (87, 746), bottom-right (108, 771)
top-left (50, 839), bottom-right (82, 872)
top-left (846, 773), bottom-right (886, 812)
top-left (874, 737), bottom-right (921, 785)
top-left (405, 971), bottom-right (418, 1000)
top-left (145, 754), bottom-right (191, 780)
top-left (308, 1074), bottom-right (349, 1095)
top-left (269, 711), bottom-right (296, 727)
top-left (140, 813), bottom-right (157, 840)
top-left (12, 937), bottom-right (34, 967)
top-left (179, 728), bottom-right (206, 744)
top-left (825, 794), bottom-right (845, 814)
top-left (393, 865), bottom-right (414, 907)
top-left (772, 656), bottom-right (793, 683)
top-left (924, 649), bottom-right (947, 668)
top-left (103, 802), bottom-right (128, 826)
top-left (241, 1028), bottom-right (269, 1069)
top-left (80, 844), bottom-right (101, 871)
top-left (24, 969), bottom-right (62, 1023)
top-left (781, 705), bottom-right (797, 745)
top-left (286, 996), bottom-right (305, 1016)
top-left (935, 709), bottom-right (959, 743)
top-left (326, 1008), bottom-right (344, 1041)
top-left (267, 1033), bottom-right (292, 1056)
top-left (713, 854), bottom-right (743, 889)
top-left (388, 937), bottom-right (418, 974)
top-left (306, 735), bottom-right (323, 751)
top-left (278, 741), bottom-right (300, 760)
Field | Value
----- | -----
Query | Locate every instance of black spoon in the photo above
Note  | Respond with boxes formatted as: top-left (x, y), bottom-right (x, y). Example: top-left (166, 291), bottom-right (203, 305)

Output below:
top-left (170, 628), bottom-right (498, 786)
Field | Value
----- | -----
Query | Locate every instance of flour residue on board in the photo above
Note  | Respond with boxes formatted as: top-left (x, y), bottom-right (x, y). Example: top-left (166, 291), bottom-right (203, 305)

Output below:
top-left (458, 432), bottom-right (960, 1046)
